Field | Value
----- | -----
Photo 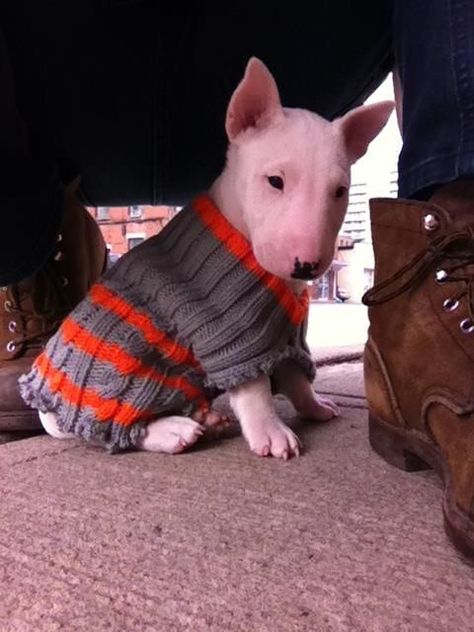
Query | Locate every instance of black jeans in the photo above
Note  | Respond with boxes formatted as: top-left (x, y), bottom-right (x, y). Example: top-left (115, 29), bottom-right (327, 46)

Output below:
top-left (1, 1), bottom-right (471, 284)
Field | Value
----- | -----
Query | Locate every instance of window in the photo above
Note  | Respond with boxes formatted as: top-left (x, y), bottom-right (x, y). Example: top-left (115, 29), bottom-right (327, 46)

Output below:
top-left (97, 206), bottom-right (109, 220)
top-left (364, 267), bottom-right (374, 292)
top-left (316, 272), bottom-right (331, 300)
top-left (343, 181), bottom-right (369, 242)
top-left (129, 205), bottom-right (142, 218)
top-left (127, 236), bottom-right (144, 250)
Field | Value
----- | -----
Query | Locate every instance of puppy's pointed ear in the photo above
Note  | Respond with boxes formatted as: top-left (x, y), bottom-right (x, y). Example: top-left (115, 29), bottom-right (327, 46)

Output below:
top-left (225, 57), bottom-right (284, 142)
top-left (339, 101), bottom-right (394, 163)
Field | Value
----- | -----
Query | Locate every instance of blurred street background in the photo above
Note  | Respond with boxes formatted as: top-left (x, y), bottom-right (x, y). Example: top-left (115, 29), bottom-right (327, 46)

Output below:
top-left (307, 302), bottom-right (368, 349)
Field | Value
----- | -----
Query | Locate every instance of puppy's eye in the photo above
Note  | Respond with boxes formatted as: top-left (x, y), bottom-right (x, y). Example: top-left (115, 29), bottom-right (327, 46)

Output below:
top-left (267, 175), bottom-right (284, 191)
top-left (335, 186), bottom-right (348, 199)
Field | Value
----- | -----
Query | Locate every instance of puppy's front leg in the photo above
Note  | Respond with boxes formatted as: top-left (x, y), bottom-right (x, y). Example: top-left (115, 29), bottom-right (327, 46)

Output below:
top-left (230, 375), bottom-right (301, 460)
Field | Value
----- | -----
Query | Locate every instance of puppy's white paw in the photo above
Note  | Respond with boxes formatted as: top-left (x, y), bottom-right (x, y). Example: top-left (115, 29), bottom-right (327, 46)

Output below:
top-left (243, 417), bottom-right (301, 460)
top-left (137, 416), bottom-right (204, 453)
top-left (39, 411), bottom-right (76, 439)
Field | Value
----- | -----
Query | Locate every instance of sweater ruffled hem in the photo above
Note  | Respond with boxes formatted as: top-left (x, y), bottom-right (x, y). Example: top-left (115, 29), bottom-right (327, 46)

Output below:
top-left (19, 369), bottom-right (155, 453)
top-left (203, 345), bottom-right (316, 391)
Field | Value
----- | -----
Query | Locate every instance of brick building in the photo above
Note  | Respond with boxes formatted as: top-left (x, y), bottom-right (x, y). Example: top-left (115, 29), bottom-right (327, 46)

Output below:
top-left (309, 235), bottom-right (354, 301)
top-left (87, 204), bottom-right (179, 261)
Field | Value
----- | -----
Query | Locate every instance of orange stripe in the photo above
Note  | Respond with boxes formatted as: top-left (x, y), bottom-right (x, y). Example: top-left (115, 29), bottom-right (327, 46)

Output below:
top-left (89, 284), bottom-right (202, 370)
top-left (301, 287), bottom-right (310, 312)
top-left (35, 351), bottom-right (208, 428)
top-left (59, 316), bottom-right (207, 405)
top-left (34, 353), bottom-right (155, 427)
top-left (192, 195), bottom-right (309, 326)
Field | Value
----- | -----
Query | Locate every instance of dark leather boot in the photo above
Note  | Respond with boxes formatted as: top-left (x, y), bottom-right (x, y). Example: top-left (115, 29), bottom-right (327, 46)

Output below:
top-left (363, 182), bottom-right (474, 558)
top-left (0, 178), bottom-right (106, 431)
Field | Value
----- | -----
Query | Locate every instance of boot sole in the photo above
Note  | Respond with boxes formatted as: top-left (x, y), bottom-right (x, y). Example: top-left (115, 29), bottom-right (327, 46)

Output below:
top-left (0, 409), bottom-right (42, 432)
top-left (369, 413), bottom-right (474, 560)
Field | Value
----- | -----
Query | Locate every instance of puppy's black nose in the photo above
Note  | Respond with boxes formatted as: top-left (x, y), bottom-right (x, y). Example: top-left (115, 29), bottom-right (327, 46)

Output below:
top-left (291, 258), bottom-right (319, 280)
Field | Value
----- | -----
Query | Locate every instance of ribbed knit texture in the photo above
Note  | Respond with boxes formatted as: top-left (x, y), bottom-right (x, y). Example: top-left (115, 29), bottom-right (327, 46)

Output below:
top-left (19, 195), bottom-right (314, 452)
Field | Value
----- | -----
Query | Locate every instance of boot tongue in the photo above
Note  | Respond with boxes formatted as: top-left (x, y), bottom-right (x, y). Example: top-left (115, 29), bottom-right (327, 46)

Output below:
top-left (429, 182), bottom-right (474, 228)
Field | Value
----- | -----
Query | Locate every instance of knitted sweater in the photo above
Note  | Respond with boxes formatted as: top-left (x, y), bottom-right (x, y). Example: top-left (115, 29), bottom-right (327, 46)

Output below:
top-left (19, 195), bottom-right (314, 452)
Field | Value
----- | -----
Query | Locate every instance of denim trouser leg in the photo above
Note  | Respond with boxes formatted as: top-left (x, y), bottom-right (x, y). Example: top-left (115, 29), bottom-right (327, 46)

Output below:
top-left (0, 26), bottom-right (64, 286)
top-left (0, 30), bottom-right (29, 167)
top-left (396, 0), bottom-right (474, 199)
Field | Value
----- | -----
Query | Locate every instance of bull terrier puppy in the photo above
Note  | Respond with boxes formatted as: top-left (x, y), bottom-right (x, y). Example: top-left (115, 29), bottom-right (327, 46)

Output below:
top-left (20, 58), bottom-right (393, 459)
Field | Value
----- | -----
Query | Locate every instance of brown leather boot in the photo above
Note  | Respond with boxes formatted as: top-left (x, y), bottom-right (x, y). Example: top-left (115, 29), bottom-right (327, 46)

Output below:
top-left (363, 182), bottom-right (474, 558)
top-left (0, 178), bottom-right (106, 432)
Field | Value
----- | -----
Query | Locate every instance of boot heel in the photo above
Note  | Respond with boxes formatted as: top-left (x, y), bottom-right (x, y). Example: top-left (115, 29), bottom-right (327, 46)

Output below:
top-left (368, 414), bottom-right (430, 472)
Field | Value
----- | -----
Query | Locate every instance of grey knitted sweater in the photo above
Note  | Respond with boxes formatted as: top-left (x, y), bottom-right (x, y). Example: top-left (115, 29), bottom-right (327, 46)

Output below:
top-left (19, 195), bottom-right (315, 452)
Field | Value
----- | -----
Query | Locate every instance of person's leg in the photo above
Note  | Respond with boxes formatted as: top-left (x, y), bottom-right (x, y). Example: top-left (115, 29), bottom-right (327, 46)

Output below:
top-left (363, 0), bottom-right (474, 557)
top-left (0, 26), bottom-right (64, 285)
top-left (162, 1), bottom-right (395, 202)
top-left (396, 0), bottom-right (474, 199)
top-left (0, 26), bottom-right (107, 432)
top-left (1, 1), bottom-right (394, 207)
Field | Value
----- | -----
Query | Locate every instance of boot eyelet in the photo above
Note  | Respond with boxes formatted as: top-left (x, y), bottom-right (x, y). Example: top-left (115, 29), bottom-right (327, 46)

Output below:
top-left (8, 321), bottom-right (17, 332)
top-left (460, 318), bottom-right (474, 334)
top-left (54, 251), bottom-right (64, 262)
top-left (6, 341), bottom-right (16, 353)
top-left (423, 213), bottom-right (440, 232)
top-left (60, 277), bottom-right (69, 287)
top-left (443, 298), bottom-right (459, 312)
top-left (4, 299), bottom-right (12, 311)
top-left (435, 269), bottom-right (448, 283)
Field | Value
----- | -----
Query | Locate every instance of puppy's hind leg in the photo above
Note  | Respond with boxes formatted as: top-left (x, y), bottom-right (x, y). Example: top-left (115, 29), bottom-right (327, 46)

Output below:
top-left (136, 416), bottom-right (205, 454)
top-left (39, 411), bottom-right (76, 439)
top-left (273, 360), bottom-right (339, 421)
top-left (41, 411), bottom-right (206, 452)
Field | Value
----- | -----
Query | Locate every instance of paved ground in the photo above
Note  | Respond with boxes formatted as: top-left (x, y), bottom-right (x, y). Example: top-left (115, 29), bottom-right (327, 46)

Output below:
top-left (1, 361), bottom-right (473, 631)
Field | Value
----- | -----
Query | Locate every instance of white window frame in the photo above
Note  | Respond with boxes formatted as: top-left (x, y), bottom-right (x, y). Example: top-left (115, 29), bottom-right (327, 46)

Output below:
top-left (96, 206), bottom-right (109, 220)
top-left (126, 232), bottom-right (146, 250)
top-left (129, 205), bottom-right (142, 218)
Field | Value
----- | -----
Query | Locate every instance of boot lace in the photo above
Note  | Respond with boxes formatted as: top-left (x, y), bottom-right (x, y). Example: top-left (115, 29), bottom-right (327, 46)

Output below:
top-left (3, 262), bottom-right (72, 352)
top-left (362, 227), bottom-right (474, 332)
